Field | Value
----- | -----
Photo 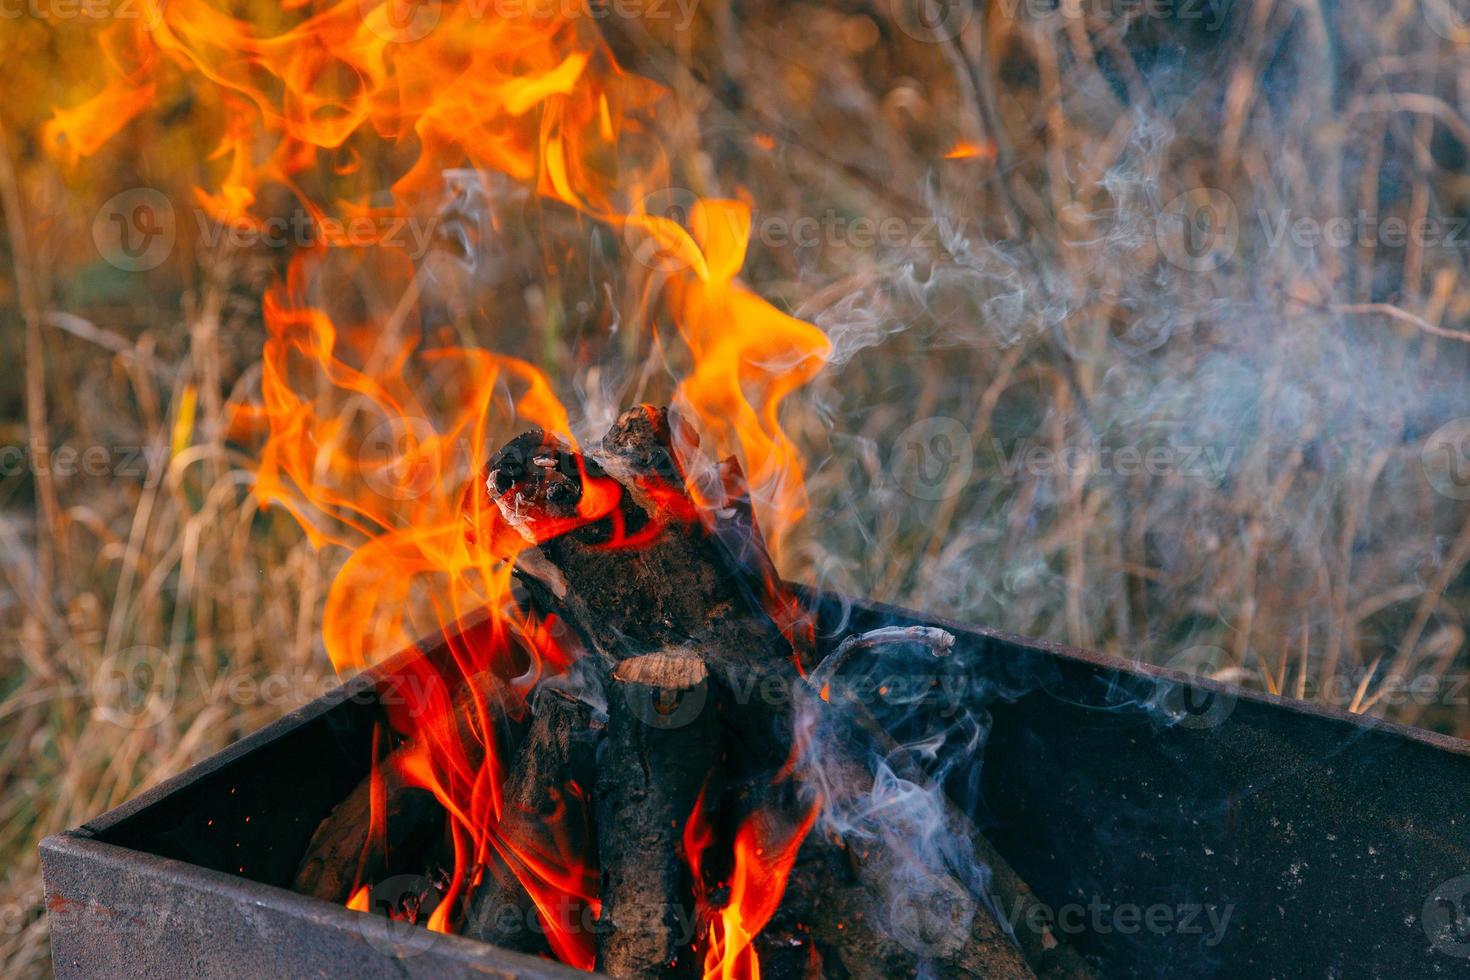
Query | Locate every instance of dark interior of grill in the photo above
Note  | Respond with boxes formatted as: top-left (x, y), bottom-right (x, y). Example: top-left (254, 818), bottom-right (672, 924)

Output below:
top-left (83, 588), bottom-right (1470, 978)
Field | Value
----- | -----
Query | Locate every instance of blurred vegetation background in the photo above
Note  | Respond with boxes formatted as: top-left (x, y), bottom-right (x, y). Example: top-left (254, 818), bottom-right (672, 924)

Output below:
top-left (4, 0), bottom-right (1470, 975)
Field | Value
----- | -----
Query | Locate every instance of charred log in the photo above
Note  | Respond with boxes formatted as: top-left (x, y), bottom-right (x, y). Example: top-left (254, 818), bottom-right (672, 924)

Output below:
top-left (293, 672), bottom-right (521, 904)
top-left (483, 408), bottom-right (794, 776)
top-left (464, 687), bottom-right (599, 954)
top-left (596, 652), bottom-right (720, 978)
top-left (483, 407), bottom-right (1046, 978)
top-left (292, 770), bottom-right (442, 906)
top-left (299, 405), bottom-right (1086, 980)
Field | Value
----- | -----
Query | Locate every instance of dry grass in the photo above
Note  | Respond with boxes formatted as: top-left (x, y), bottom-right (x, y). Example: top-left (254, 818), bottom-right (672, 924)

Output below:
top-left (4, 1), bottom-right (1470, 976)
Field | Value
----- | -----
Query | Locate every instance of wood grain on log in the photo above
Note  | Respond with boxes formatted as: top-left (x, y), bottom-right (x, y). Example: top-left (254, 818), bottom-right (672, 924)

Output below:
top-left (596, 651), bottom-right (719, 978)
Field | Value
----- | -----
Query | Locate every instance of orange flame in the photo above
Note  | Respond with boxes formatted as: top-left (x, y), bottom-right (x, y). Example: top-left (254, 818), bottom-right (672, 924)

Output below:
top-left (250, 249), bottom-right (570, 672)
top-left (50, 0), bottom-right (830, 558)
top-left (941, 139), bottom-right (995, 161)
top-left (670, 199), bottom-right (831, 566)
top-left (684, 791), bottom-right (818, 980)
top-left (52, 0), bottom-right (831, 968)
top-left (346, 883), bottom-right (371, 912)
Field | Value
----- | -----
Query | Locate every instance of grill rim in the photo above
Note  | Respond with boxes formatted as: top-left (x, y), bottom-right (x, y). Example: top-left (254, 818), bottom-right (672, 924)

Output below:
top-left (40, 584), bottom-right (1470, 978)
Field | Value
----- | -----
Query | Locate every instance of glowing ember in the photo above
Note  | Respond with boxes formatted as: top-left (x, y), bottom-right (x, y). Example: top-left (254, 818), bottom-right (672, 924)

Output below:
top-left (941, 139), bottom-right (995, 161)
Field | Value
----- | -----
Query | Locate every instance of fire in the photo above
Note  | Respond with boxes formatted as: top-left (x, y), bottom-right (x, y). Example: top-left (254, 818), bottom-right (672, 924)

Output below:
top-left (669, 199), bottom-right (830, 566)
top-left (941, 139), bottom-right (995, 161)
top-left (347, 883), bottom-right (371, 912)
top-left (246, 248), bottom-right (572, 672)
top-left (684, 791), bottom-right (819, 980)
top-left (50, 0), bottom-right (830, 971)
top-left (49, 0), bottom-right (829, 556)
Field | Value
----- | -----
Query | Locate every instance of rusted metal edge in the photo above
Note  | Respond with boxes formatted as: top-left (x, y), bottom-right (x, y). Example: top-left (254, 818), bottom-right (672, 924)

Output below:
top-left (75, 607), bottom-right (498, 839)
top-left (71, 585), bottom-right (1470, 842)
top-left (40, 831), bottom-right (584, 979)
top-left (801, 584), bottom-right (1470, 756)
top-left (43, 586), bottom-right (1470, 979)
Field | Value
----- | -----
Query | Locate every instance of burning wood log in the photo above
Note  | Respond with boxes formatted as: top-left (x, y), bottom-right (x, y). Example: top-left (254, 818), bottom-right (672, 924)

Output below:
top-left (298, 404), bottom-right (1087, 979)
top-left (481, 408), bottom-right (796, 776)
top-left (464, 687), bottom-right (599, 955)
top-left (292, 770), bottom-right (443, 906)
top-left (596, 652), bottom-right (720, 977)
top-left (483, 406), bottom-right (1046, 978)
top-left (484, 411), bottom-right (787, 663)
top-left (293, 671), bottom-right (521, 904)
